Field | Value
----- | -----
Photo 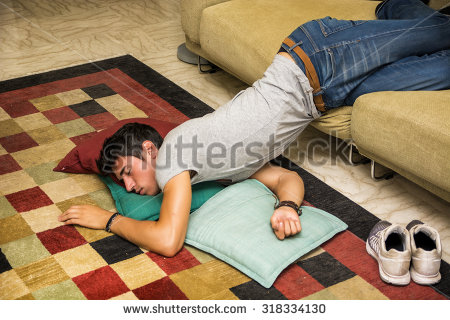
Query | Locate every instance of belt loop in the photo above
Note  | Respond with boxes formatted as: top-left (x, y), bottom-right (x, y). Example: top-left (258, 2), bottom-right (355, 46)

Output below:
top-left (288, 41), bottom-right (302, 51)
top-left (282, 37), bottom-right (326, 112)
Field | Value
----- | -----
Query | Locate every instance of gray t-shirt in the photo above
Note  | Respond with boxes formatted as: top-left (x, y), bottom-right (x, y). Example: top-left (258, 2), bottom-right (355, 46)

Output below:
top-left (155, 54), bottom-right (320, 190)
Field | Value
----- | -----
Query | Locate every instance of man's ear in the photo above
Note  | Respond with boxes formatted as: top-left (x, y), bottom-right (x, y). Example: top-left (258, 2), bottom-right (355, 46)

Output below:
top-left (142, 140), bottom-right (158, 159)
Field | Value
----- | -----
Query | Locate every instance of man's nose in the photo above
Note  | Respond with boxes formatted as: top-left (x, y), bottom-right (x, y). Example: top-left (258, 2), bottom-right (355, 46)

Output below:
top-left (123, 176), bottom-right (135, 192)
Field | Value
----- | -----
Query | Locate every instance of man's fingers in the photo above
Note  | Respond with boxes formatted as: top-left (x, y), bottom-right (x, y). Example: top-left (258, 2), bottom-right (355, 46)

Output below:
top-left (63, 218), bottom-right (74, 225)
top-left (60, 205), bottom-right (86, 220)
top-left (276, 221), bottom-right (285, 240)
top-left (289, 220), bottom-right (298, 235)
top-left (271, 216), bottom-right (285, 239)
top-left (64, 205), bottom-right (88, 214)
top-left (271, 211), bottom-right (303, 240)
top-left (64, 206), bottom-right (79, 214)
top-left (283, 219), bottom-right (292, 237)
top-left (296, 219), bottom-right (302, 233)
top-left (59, 211), bottom-right (80, 222)
top-left (290, 217), bottom-right (302, 234)
top-left (271, 215), bottom-right (279, 230)
top-left (63, 217), bottom-right (81, 225)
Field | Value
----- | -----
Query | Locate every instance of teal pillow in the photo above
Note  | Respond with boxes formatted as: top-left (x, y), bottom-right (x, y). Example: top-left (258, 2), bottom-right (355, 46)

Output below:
top-left (98, 175), bottom-right (225, 221)
top-left (185, 179), bottom-right (348, 288)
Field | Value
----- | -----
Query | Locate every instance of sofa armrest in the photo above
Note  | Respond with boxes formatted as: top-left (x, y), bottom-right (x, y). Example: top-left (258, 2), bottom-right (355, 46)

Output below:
top-left (181, 0), bottom-right (231, 45)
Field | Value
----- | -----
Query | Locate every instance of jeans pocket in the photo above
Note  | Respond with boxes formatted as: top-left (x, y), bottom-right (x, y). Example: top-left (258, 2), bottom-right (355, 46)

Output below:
top-left (317, 17), bottom-right (368, 37)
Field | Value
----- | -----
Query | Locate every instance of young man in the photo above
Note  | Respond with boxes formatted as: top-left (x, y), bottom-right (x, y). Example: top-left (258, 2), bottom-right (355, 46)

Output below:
top-left (59, 0), bottom-right (450, 257)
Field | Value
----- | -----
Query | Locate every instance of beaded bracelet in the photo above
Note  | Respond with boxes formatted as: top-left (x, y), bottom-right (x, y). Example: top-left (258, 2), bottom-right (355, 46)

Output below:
top-left (274, 200), bottom-right (302, 216)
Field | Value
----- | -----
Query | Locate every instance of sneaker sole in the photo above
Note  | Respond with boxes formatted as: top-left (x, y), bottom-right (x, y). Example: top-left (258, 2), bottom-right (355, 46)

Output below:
top-left (410, 265), bottom-right (441, 285)
top-left (366, 241), bottom-right (410, 286)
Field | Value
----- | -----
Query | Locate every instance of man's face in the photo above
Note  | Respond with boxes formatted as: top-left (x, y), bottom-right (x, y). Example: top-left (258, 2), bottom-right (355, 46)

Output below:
top-left (112, 143), bottom-right (161, 196)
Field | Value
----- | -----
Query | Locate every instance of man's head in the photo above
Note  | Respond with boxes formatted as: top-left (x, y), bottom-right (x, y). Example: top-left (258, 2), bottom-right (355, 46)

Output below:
top-left (96, 123), bottom-right (163, 196)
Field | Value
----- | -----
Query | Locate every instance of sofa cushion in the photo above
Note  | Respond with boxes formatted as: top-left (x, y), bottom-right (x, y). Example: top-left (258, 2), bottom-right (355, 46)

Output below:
top-left (311, 107), bottom-right (353, 140)
top-left (181, 0), bottom-right (230, 45)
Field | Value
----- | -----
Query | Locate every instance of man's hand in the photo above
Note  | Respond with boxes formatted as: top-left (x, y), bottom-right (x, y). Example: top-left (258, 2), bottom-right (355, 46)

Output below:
top-left (271, 206), bottom-right (302, 240)
top-left (58, 205), bottom-right (114, 230)
top-left (250, 163), bottom-right (305, 240)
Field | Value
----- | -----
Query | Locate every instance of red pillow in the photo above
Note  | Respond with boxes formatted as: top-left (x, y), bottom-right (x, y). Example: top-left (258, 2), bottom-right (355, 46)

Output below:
top-left (54, 118), bottom-right (179, 174)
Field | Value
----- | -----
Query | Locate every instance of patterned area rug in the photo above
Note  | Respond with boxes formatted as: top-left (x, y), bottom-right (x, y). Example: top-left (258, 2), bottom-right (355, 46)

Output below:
top-left (0, 55), bottom-right (448, 300)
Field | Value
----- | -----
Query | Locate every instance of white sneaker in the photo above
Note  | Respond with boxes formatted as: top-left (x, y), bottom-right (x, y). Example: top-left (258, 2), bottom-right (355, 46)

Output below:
top-left (406, 220), bottom-right (442, 285)
top-left (366, 221), bottom-right (411, 285)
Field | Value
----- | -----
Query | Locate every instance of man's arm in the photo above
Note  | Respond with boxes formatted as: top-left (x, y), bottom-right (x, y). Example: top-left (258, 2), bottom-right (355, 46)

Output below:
top-left (110, 170), bottom-right (191, 256)
top-left (59, 171), bottom-right (192, 257)
top-left (249, 163), bottom-right (304, 240)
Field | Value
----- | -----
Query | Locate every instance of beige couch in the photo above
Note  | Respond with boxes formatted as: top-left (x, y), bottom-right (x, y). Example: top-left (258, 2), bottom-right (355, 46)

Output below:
top-left (180, 0), bottom-right (450, 202)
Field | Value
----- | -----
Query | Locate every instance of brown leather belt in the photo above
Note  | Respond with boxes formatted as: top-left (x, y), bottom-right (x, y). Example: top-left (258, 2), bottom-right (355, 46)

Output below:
top-left (282, 38), bottom-right (326, 112)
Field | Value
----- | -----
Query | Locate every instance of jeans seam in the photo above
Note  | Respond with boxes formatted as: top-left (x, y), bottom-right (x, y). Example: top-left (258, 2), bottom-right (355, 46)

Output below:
top-left (317, 19), bottom-right (370, 37)
top-left (321, 49), bottom-right (336, 90)
top-left (316, 18), bottom-right (449, 51)
top-left (316, 19), bottom-right (328, 36)
top-left (357, 18), bottom-right (450, 42)
top-left (300, 24), bottom-right (319, 52)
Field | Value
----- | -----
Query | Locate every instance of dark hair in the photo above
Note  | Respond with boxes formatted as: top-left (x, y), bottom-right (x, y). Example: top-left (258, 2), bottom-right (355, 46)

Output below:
top-left (96, 123), bottom-right (163, 175)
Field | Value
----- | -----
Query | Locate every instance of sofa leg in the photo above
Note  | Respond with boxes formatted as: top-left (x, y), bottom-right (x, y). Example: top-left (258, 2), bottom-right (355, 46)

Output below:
top-left (371, 160), bottom-right (395, 181)
top-left (348, 142), bottom-right (370, 165)
top-left (197, 56), bottom-right (219, 74)
top-left (176, 43), bottom-right (218, 74)
top-left (177, 43), bottom-right (207, 64)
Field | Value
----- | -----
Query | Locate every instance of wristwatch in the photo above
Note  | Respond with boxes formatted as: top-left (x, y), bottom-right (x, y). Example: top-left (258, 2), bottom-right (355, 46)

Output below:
top-left (274, 200), bottom-right (302, 216)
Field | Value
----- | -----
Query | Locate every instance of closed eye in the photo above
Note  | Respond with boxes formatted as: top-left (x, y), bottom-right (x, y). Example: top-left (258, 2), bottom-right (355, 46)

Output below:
top-left (118, 166), bottom-right (131, 181)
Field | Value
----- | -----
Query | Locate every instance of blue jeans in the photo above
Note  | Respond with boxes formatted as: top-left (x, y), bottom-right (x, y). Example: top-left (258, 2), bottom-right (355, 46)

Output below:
top-left (280, 0), bottom-right (450, 109)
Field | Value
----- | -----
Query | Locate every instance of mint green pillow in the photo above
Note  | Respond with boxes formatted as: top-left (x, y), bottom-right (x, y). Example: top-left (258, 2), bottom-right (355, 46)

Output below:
top-left (98, 175), bottom-right (225, 221)
top-left (185, 179), bottom-right (348, 288)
